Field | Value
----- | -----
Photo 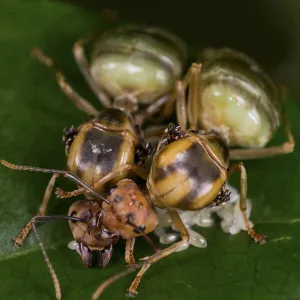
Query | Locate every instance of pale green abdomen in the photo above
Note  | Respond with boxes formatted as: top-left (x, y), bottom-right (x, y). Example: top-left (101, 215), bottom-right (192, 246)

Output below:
top-left (91, 54), bottom-right (174, 104)
top-left (90, 26), bottom-right (187, 105)
top-left (198, 48), bottom-right (281, 148)
top-left (200, 82), bottom-right (277, 148)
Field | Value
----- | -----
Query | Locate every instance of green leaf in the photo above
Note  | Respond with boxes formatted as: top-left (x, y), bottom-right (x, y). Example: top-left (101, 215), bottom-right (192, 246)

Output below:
top-left (1, 0), bottom-right (300, 299)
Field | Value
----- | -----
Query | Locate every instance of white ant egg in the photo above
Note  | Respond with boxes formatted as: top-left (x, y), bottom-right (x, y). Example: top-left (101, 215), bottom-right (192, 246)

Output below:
top-left (154, 184), bottom-right (253, 250)
top-left (67, 240), bottom-right (81, 255)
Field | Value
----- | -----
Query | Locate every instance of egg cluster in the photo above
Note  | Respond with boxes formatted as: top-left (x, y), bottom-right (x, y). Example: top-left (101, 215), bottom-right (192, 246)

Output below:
top-left (154, 184), bottom-right (253, 251)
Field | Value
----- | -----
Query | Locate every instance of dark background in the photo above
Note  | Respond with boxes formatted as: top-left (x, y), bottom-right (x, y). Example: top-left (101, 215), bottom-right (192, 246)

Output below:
top-left (60, 0), bottom-right (300, 96)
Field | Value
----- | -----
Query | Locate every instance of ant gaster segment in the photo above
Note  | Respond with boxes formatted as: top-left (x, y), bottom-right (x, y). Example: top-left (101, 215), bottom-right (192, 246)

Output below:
top-left (164, 49), bottom-right (295, 160)
top-left (32, 25), bottom-right (187, 124)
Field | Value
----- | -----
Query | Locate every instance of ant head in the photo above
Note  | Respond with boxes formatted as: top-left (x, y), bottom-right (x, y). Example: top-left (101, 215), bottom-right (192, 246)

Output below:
top-left (68, 200), bottom-right (119, 268)
top-left (103, 179), bottom-right (159, 239)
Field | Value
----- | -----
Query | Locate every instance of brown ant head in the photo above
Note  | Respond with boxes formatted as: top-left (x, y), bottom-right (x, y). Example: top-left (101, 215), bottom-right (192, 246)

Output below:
top-left (68, 200), bottom-right (119, 268)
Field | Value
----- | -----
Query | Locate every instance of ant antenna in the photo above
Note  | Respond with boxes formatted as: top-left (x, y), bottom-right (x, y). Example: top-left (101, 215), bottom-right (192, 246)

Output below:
top-left (0, 160), bottom-right (111, 204)
top-left (126, 221), bottom-right (160, 253)
top-left (34, 215), bottom-right (87, 223)
top-left (55, 187), bottom-right (85, 198)
top-left (92, 264), bottom-right (142, 300)
top-left (32, 221), bottom-right (61, 300)
top-left (31, 215), bottom-right (87, 300)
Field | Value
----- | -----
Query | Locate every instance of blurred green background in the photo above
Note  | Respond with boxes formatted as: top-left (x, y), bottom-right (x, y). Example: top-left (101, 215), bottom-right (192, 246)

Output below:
top-left (1, 0), bottom-right (300, 299)
top-left (61, 0), bottom-right (300, 96)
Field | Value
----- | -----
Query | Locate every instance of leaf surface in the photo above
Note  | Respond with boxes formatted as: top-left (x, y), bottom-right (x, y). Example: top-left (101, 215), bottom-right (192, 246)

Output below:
top-left (1, 1), bottom-right (300, 299)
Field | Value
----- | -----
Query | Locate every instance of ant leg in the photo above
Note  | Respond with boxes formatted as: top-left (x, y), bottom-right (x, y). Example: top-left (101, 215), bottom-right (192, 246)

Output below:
top-left (29, 215), bottom-right (86, 300)
top-left (144, 94), bottom-right (171, 118)
top-left (161, 93), bottom-right (176, 122)
top-left (31, 218), bottom-right (61, 300)
top-left (135, 94), bottom-right (171, 126)
top-left (185, 63), bottom-right (202, 130)
top-left (31, 47), bottom-right (98, 116)
top-left (161, 65), bottom-right (199, 124)
top-left (125, 232), bottom-right (160, 269)
top-left (73, 34), bottom-right (111, 108)
top-left (159, 81), bottom-right (185, 126)
top-left (93, 236), bottom-right (160, 299)
top-left (162, 63), bottom-right (202, 130)
top-left (176, 80), bottom-right (188, 130)
top-left (229, 113), bottom-right (295, 160)
top-left (127, 210), bottom-right (189, 296)
top-left (125, 238), bottom-right (136, 267)
top-left (228, 162), bottom-right (267, 244)
top-left (164, 63), bottom-right (202, 130)
top-left (0, 160), bottom-right (109, 203)
top-left (13, 174), bottom-right (59, 247)
top-left (162, 79), bottom-right (187, 130)
top-left (92, 264), bottom-right (141, 300)
top-left (56, 164), bottom-right (149, 198)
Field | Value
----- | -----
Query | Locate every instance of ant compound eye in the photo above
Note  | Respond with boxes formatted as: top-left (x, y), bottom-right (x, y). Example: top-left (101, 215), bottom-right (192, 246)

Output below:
top-left (70, 211), bottom-right (77, 223)
top-left (81, 209), bottom-right (92, 222)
